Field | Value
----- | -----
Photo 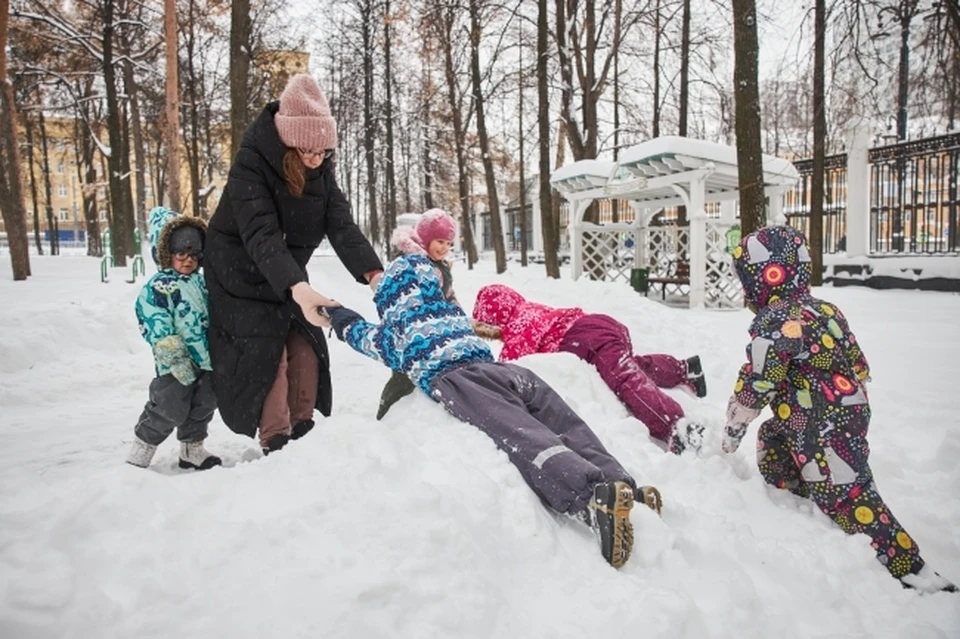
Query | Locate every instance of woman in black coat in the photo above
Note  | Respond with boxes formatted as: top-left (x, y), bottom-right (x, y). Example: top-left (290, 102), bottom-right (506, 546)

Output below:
top-left (204, 73), bottom-right (383, 454)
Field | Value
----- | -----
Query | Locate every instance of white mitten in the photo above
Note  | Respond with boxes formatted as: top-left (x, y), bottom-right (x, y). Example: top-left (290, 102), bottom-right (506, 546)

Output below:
top-left (722, 396), bottom-right (761, 454)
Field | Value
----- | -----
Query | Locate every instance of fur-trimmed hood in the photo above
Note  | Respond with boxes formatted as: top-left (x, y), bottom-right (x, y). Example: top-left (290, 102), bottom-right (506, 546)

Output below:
top-left (147, 206), bottom-right (207, 270)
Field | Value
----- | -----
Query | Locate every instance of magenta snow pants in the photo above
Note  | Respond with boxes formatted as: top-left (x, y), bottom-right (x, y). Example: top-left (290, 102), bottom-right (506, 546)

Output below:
top-left (558, 314), bottom-right (685, 443)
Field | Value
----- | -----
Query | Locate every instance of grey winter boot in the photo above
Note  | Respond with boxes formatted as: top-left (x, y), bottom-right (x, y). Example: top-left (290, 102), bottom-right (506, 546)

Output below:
top-left (126, 437), bottom-right (158, 468)
top-left (179, 440), bottom-right (222, 470)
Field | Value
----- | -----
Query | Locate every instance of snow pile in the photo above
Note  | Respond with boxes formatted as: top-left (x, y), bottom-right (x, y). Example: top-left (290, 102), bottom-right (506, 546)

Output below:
top-left (0, 255), bottom-right (957, 638)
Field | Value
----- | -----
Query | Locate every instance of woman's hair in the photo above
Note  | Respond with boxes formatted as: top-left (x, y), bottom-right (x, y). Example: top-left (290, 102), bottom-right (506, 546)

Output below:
top-left (283, 149), bottom-right (306, 197)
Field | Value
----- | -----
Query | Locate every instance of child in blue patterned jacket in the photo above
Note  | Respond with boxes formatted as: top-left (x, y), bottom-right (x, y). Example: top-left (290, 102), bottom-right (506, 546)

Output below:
top-left (320, 253), bottom-right (663, 569)
top-left (126, 207), bottom-right (222, 471)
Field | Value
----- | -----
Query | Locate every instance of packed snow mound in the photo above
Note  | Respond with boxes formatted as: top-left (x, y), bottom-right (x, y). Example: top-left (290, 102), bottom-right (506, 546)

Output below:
top-left (0, 255), bottom-right (958, 638)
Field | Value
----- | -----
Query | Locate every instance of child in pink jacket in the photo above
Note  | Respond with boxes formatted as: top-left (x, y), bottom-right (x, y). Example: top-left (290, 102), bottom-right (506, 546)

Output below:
top-left (472, 284), bottom-right (706, 453)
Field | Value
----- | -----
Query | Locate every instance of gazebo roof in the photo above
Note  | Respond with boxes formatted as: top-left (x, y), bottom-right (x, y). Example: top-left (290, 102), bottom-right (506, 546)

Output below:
top-left (551, 136), bottom-right (800, 205)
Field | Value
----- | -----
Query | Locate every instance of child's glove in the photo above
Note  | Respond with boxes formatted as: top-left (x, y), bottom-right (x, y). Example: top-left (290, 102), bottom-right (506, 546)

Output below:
top-left (376, 371), bottom-right (417, 420)
top-left (722, 395), bottom-right (761, 453)
top-left (325, 306), bottom-right (363, 341)
top-left (154, 335), bottom-right (197, 386)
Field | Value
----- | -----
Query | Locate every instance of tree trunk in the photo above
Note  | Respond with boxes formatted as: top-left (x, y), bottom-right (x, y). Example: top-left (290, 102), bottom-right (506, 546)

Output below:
top-left (103, 0), bottom-right (131, 265)
top-left (361, 0), bottom-right (380, 248)
top-left (809, 0), bottom-right (826, 286)
top-left (184, 0), bottom-right (203, 218)
top-left (653, 0), bottom-right (661, 138)
top-left (76, 78), bottom-right (102, 257)
top-left (165, 0), bottom-right (182, 212)
top-left (612, 0), bottom-right (621, 224)
top-left (37, 109), bottom-right (58, 255)
top-left (24, 111), bottom-right (43, 254)
top-left (469, 0), bottom-right (506, 272)
top-left (518, 27), bottom-right (528, 267)
top-left (538, 0), bottom-right (559, 277)
top-left (121, 38), bottom-right (147, 239)
top-left (0, 0), bottom-right (30, 280)
top-left (439, 8), bottom-right (478, 267)
top-left (383, 0), bottom-right (399, 244)
top-left (677, 0), bottom-right (690, 227)
top-left (230, 0), bottom-right (252, 160)
top-left (731, 0), bottom-right (766, 237)
top-left (421, 60), bottom-right (434, 211)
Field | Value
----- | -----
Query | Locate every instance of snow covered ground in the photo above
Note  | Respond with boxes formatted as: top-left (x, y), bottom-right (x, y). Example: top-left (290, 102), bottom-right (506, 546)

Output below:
top-left (1, 254), bottom-right (958, 639)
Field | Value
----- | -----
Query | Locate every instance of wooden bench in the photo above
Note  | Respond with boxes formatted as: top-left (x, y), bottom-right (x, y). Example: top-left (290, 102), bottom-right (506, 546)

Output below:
top-left (645, 260), bottom-right (690, 300)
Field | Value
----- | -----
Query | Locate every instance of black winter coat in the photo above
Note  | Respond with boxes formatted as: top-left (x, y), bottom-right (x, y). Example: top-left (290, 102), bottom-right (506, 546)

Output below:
top-left (205, 103), bottom-right (383, 438)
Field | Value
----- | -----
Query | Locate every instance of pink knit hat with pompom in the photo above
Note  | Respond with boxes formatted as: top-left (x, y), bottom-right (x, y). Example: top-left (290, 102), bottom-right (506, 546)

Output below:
top-left (275, 74), bottom-right (338, 152)
top-left (416, 209), bottom-right (457, 247)
top-left (391, 209), bottom-right (457, 256)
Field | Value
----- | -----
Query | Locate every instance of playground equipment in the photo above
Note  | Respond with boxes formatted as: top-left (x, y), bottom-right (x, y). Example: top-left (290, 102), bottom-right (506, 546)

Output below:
top-left (100, 228), bottom-right (146, 283)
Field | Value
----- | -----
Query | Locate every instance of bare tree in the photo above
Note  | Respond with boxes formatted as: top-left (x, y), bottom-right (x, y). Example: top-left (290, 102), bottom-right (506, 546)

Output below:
top-left (165, 0), bottom-right (181, 212)
top-left (538, 0), bottom-right (560, 277)
top-left (431, 0), bottom-right (479, 267)
top-left (382, 0), bottom-right (399, 243)
top-left (0, 0), bottom-right (31, 279)
top-left (468, 0), bottom-right (506, 272)
top-left (230, 0), bottom-right (251, 159)
top-left (810, 0), bottom-right (827, 285)
top-left (731, 0), bottom-right (766, 236)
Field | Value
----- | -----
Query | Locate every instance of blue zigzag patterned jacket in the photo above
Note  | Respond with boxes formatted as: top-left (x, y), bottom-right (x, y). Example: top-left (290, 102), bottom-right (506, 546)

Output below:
top-left (331, 254), bottom-right (492, 394)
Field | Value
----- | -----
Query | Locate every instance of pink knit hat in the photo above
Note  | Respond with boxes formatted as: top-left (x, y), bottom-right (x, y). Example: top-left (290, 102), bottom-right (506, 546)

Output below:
top-left (416, 209), bottom-right (457, 247)
top-left (275, 74), bottom-right (337, 152)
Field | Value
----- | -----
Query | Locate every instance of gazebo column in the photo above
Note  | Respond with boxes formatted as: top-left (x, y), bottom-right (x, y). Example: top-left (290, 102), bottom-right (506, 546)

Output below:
top-left (688, 176), bottom-right (707, 309)
top-left (570, 198), bottom-right (592, 281)
top-left (767, 187), bottom-right (786, 225)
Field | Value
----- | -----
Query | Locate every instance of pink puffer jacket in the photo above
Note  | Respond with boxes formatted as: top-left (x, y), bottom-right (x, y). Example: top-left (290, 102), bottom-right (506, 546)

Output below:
top-left (472, 284), bottom-right (585, 361)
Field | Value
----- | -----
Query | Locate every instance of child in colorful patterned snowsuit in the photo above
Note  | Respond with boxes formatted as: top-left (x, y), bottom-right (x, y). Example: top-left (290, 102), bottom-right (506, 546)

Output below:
top-left (723, 225), bottom-right (955, 593)
top-left (472, 284), bottom-right (706, 454)
top-left (322, 253), bottom-right (664, 569)
top-left (127, 207), bottom-right (222, 471)
top-left (376, 209), bottom-right (459, 420)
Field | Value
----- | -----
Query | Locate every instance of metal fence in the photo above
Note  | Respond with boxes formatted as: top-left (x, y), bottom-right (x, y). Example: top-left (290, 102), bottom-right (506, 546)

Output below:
top-left (782, 132), bottom-right (960, 255)
top-left (868, 133), bottom-right (960, 254)
top-left (784, 153), bottom-right (849, 253)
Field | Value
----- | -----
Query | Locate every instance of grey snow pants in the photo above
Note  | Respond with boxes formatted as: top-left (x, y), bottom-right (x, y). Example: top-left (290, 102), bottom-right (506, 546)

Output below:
top-left (430, 362), bottom-right (635, 515)
top-left (135, 371), bottom-right (217, 446)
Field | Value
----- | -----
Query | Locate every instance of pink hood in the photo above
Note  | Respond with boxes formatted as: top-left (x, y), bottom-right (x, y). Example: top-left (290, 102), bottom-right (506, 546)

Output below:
top-left (472, 284), bottom-right (585, 360)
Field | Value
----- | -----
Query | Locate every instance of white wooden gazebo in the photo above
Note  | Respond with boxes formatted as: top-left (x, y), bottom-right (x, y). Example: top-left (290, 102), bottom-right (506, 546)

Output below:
top-left (550, 136), bottom-right (800, 309)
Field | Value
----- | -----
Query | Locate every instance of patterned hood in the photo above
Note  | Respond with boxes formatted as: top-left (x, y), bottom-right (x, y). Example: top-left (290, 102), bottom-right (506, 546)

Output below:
top-left (732, 225), bottom-right (812, 312)
top-left (147, 206), bottom-right (207, 271)
top-left (472, 284), bottom-right (526, 328)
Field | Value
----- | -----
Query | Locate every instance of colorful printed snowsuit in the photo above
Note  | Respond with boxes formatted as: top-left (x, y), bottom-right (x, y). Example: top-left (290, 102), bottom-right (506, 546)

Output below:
top-left (732, 225), bottom-right (923, 579)
top-left (327, 255), bottom-right (636, 515)
top-left (472, 285), bottom-right (688, 443)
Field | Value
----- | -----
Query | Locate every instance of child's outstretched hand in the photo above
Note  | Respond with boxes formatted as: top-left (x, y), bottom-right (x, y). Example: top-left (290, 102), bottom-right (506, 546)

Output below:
top-left (722, 395), bottom-right (761, 453)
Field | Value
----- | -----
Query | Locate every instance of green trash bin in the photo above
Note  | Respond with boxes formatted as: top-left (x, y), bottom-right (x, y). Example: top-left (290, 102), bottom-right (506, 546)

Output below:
top-left (630, 267), bottom-right (649, 294)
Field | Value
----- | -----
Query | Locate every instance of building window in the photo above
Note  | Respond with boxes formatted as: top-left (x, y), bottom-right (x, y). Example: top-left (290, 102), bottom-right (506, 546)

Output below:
top-left (98, 187), bottom-right (106, 199)
top-left (57, 161), bottom-right (65, 174)
top-left (100, 209), bottom-right (108, 221)
top-left (58, 208), bottom-right (69, 222)
top-left (58, 183), bottom-right (68, 197)
top-left (144, 185), bottom-right (153, 197)
top-left (55, 139), bottom-right (66, 153)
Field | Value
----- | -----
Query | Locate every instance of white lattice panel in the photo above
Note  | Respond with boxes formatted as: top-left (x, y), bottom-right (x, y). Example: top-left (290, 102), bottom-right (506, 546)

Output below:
top-left (642, 226), bottom-right (689, 277)
top-left (704, 222), bottom-right (743, 309)
top-left (579, 230), bottom-right (639, 283)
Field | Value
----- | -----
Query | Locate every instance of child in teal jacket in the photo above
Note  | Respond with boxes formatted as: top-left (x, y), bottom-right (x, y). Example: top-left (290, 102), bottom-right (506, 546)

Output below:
top-left (126, 207), bottom-right (221, 471)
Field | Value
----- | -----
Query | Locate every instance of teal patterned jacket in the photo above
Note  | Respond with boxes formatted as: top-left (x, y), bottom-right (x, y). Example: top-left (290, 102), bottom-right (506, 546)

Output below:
top-left (135, 207), bottom-right (212, 375)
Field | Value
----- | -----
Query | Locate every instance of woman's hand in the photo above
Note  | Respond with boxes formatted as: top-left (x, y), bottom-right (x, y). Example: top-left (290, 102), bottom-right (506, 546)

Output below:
top-left (366, 270), bottom-right (384, 293)
top-left (291, 282), bottom-right (339, 327)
